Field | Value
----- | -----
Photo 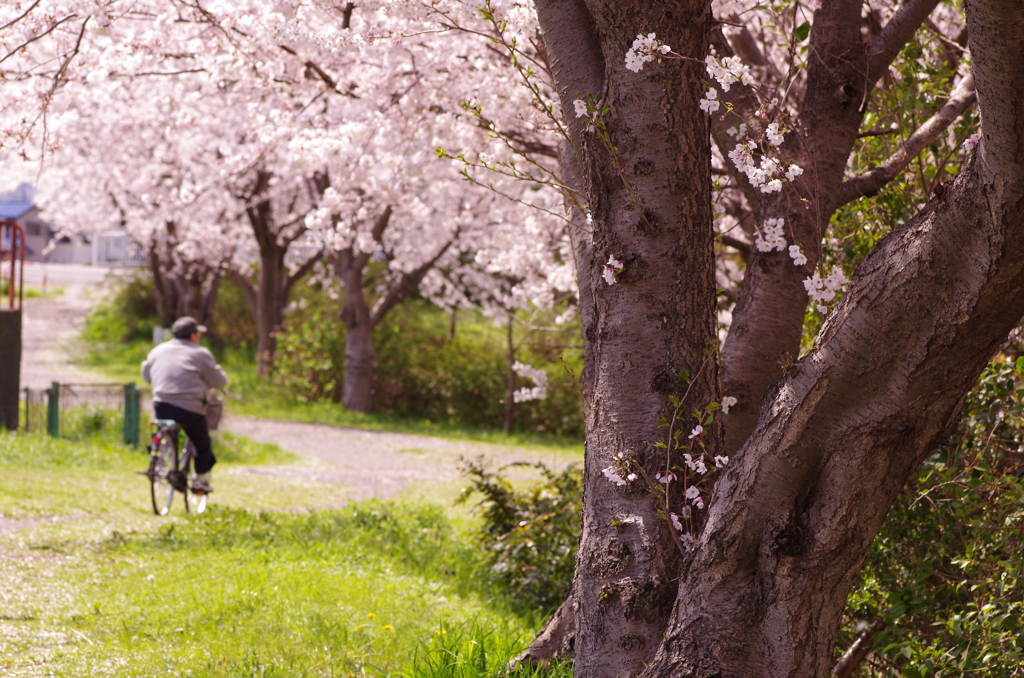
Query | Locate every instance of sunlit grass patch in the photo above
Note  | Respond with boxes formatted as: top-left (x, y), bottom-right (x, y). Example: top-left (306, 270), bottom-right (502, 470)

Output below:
top-left (1, 433), bottom-right (553, 678)
top-left (51, 505), bottom-right (535, 677)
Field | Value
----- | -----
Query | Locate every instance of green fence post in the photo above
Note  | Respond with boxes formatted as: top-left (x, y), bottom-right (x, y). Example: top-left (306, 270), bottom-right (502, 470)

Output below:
top-left (124, 383), bottom-right (140, 446)
top-left (46, 381), bottom-right (59, 437)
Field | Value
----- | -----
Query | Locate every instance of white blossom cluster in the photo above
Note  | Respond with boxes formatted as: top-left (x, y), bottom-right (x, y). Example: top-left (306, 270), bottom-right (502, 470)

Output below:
top-left (602, 453), bottom-right (637, 486)
top-left (726, 122), bottom-right (748, 138)
top-left (603, 256), bottom-right (623, 285)
top-left (963, 131), bottom-right (981, 151)
top-left (512, 360), bottom-right (549, 402)
top-left (789, 245), bottom-right (808, 266)
top-left (699, 88), bottom-right (720, 114)
top-left (704, 54), bottom-right (755, 92)
top-left (721, 396), bottom-right (737, 414)
top-left (699, 52), bottom-right (758, 114)
top-left (803, 267), bottom-right (850, 313)
top-left (765, 122), bottom-right (786, 146)
top-left (624, 33), bottom-right (671, 73)
top-left (728, 141), bottom-right (803, 194)
top-left (754, 217), bottom-right (787, 252)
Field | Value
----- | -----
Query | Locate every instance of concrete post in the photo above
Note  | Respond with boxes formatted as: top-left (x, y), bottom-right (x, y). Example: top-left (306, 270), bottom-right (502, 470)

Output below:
top-left (0, 309), bottom-right (21, 431)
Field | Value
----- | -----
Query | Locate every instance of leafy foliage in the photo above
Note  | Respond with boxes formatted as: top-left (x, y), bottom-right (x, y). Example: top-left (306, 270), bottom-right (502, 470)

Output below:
top-left (82, 270), bottom-right (162, 344)
top-left (840, 353), bottom-right (1024, 677)
top-left (274, 292), bottom-right (585, 438)
top-left (457, 457), bottom-right (582, 613)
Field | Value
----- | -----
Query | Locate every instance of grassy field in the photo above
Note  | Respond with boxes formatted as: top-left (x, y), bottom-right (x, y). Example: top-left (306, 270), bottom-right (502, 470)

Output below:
top-left (0, 432), bottom-right (565, 678)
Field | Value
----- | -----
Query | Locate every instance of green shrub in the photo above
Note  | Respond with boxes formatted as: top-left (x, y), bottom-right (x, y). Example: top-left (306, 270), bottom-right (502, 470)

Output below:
top-left (839, 354), bottom-right (1024, 677)
top-left (457, 458), bottom-right (582, 613)
top-left (274, 295), bottom-right (585, 438)
top-left (83, 270), bottom-right (161, 344)
top-left (208, 276), bottom-right (257, 348)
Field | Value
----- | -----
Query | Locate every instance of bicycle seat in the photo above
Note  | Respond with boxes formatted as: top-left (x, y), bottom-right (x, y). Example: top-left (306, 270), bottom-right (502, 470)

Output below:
top-left (151, 419), bottom-right (180, 430)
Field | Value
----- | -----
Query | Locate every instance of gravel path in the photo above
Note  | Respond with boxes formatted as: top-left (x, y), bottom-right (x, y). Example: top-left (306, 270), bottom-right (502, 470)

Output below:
top-left (223, 415), bottom-right (576, 501)
top-left (20, 263), bottom-right (117, 389)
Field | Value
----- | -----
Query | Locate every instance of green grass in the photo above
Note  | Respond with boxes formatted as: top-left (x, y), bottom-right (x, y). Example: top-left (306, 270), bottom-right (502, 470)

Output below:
top-left (0, 282), bottom-right (63, 299)
top-left (0, 433), bottom-right (564, 678)
top-left (51, 506), bottom-right (532, 677)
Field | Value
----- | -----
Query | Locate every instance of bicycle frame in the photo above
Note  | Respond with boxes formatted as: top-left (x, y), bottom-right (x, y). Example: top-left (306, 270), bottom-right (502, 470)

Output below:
top-left (146, 419), bottom-right (207, 515)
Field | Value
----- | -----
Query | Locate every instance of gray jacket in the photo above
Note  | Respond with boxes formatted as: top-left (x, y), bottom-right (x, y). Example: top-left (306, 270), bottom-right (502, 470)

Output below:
top-left (141, 338), bottom-right (228, 414)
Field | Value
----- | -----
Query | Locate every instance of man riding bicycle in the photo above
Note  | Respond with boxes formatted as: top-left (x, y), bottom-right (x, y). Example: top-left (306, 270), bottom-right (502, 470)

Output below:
top-left (141, 316), bottom-right (228, 494)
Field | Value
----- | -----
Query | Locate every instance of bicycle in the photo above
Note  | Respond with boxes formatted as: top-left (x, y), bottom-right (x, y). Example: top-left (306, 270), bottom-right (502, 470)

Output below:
top-left (145, 419), bottom-right (209, 515)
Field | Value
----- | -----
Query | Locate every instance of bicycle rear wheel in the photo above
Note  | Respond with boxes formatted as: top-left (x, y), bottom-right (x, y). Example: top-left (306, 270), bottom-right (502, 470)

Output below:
top-left (149, 430), bottom-right (178, 516)
top-left (183, 441), bottom-right (209, 515)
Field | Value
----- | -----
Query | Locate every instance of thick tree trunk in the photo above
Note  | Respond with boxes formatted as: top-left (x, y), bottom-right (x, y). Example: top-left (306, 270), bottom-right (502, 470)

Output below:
top-left (637, 1), bottom-right (1024, 674)
top-left (148, 240), bottom-right (176, 326)
top-left (255, 248), bottom-right (284, 374)
top-left (328, 204), bottom-right (455, 413)
top-left (530, 0), bottom-right (1022, 675)
top-left (536, 1), bottom-right (717, 675)
top-left (246, 183), bottom-right (287, 375)
top-left (718, 0), bottom-right (944, 453)
top-left (238, 171), bottom-right (324, 374)
top-left (198, 268), bottom-right (222, 325)
top-left (339, 265), bottom-right (375, 412)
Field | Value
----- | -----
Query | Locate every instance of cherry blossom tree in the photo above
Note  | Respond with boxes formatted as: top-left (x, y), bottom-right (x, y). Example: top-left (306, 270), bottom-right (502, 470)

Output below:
top-left (520, 0), bottom-right (1024, 676)
top-left (2, 1), bottom-right (575, 407)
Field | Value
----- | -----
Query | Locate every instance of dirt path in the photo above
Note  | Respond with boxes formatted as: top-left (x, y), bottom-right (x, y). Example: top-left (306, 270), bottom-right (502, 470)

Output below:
top-left (20, 263), bottom-right (117, 389)
top-left (223, 416), bottom-right (577, 502)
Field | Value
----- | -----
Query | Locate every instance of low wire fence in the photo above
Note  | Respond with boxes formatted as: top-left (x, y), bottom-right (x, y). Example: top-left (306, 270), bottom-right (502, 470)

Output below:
top-left (23, 382), bottom-right (141, 446)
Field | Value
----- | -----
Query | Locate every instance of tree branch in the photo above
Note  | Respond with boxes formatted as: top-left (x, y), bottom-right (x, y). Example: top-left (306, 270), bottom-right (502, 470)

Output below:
top-left (866, 0), bottom-right (943, 84)
top-left (832, 620), bottom-right (886, 678)
top-left (370, 232), bottom-right (456, 327)
top-left (839, 73), bottom-right (975, 203)
top-left (0, 0), bottom-right (43, 33)
top-left (719, 233), bottom-right (751, 256)
top-left (283, 249), bottom-right (323, 302)
top-left (531, 0), bottom-right (603, 151)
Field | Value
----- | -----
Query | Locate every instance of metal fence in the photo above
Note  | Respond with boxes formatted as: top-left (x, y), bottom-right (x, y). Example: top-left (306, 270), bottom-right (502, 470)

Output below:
top-left (23, 382), bottom-right (141, 446)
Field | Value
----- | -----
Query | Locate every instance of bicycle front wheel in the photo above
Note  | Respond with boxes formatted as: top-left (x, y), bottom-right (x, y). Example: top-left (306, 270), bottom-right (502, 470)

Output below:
top-left (183, 441), bottom-right (209, 515)
top-left (149, 431), bottom-right (178, 516)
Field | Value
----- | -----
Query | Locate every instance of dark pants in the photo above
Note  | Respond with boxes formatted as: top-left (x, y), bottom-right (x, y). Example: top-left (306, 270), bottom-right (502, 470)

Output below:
top-left (154, 402), bottom-right (216, 474)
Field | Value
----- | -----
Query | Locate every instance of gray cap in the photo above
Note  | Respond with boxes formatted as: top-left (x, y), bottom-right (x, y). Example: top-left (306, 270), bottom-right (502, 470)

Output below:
top-left (171, 316), bottom-right (208, 339)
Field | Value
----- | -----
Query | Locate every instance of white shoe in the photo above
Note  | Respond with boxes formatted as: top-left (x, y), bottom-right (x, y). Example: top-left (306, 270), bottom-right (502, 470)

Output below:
top-left (192, 472), bottom-right (213, 494)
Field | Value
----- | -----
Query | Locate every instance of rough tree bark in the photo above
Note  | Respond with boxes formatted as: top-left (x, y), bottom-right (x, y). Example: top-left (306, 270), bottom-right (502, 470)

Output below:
top-left (532, 0), bottom-right (1024, 675)
top-left (330, 206), bottom-right (456, 412)
top-left (534, 0), bottom-right (718, 675)
top-left (716, 0), bottom-right (975, 453)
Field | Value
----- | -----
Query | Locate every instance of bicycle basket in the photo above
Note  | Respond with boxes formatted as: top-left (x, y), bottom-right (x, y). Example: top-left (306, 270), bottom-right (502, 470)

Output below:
top-left (206, 399), bottom-right (223, 431)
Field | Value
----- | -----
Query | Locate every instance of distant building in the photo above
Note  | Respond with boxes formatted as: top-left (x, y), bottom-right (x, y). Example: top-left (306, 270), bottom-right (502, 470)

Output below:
top-left (0, 183), bottom-right (116, 265)
top-left (92, 230), bottom-right (146, 267)
top-left (0, 200), bottom-right (50, 261)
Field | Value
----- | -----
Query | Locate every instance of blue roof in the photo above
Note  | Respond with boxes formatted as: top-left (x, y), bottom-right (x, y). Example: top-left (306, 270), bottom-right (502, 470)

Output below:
top-left (0, 201), bottom-right (33, 219)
